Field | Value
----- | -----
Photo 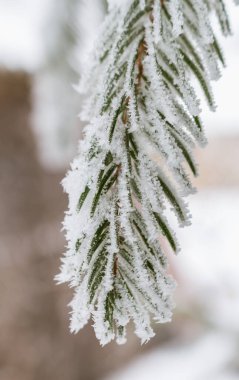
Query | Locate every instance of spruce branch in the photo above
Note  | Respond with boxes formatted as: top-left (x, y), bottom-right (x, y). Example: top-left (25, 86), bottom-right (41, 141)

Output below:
top-left (56, 0), bottom-right (237, 345)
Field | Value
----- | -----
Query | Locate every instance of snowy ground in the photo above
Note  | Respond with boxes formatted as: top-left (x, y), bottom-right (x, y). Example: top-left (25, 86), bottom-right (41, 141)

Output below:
top-left (106, 333), bottom-right (238, 380)
top-left (107, 189), bottom-right (239, 380)
top-left (175, 189), bottom-right (239, 331)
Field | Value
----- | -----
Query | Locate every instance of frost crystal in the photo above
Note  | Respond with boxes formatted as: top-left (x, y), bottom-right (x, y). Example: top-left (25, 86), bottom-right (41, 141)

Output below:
top-left (57, 0), bottom-right (236, 345)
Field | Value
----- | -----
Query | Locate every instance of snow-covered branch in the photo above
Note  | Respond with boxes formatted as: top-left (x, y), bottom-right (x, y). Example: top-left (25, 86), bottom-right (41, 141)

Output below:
top-left (57, 0), bottom-right (235, 345)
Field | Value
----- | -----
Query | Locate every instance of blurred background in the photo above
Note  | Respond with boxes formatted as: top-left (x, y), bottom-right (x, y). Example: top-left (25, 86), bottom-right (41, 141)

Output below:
top-left (0, 1), bottom-right (238, 379)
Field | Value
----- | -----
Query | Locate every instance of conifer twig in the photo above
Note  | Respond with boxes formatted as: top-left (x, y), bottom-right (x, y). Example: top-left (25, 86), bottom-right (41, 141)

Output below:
top-left (56, 0), bottom-right (237, 345)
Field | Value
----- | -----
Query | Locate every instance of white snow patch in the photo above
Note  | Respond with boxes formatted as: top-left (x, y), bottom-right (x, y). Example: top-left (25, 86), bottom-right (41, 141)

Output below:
top-left (106, 333), bottom-right (236, 380)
